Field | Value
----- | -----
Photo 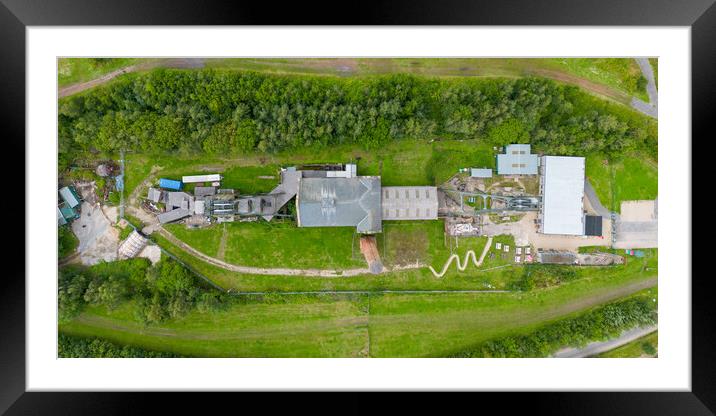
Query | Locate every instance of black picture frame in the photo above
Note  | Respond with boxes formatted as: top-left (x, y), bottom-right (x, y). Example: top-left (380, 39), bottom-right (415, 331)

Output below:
top-left (2, 0), bottom-right (708, 413)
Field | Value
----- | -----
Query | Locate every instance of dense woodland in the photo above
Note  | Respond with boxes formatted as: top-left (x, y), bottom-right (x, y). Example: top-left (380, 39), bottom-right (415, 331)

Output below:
top-left (59, 258), bottom-right (228, 326)
top-left (58, 70), bottom-right (657, 170)
top-left (449, 296), bottom-right (657, 358)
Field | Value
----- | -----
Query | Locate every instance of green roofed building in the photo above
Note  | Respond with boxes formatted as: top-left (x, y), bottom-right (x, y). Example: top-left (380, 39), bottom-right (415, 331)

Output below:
top-left (59, 186), bottom-right (81, 208)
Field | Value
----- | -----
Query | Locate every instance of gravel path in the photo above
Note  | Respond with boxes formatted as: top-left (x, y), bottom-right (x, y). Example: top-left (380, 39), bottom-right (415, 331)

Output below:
top-left (553, 324), bottom-right (657, 358)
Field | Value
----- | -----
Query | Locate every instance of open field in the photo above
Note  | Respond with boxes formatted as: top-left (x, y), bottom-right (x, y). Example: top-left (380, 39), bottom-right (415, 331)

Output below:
top-left (59, 274), bottom-right (656, 357)
top-left (586, 153), bottom-right (658, 212)
top-left (204, 58), bottom-right (647, 103)
top-left (596, 330), bottom-right (658, 358)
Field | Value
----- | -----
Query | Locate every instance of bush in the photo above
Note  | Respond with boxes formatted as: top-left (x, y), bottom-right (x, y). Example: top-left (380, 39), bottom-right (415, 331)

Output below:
top-left (641, 342), bottom-right (656, 355)
top-left (510, 264), bottom-right (579, 291)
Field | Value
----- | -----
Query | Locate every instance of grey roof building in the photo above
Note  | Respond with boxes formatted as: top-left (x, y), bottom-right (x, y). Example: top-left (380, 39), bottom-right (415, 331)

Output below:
top-left (381, 186), bottom-right (438, 220)
top-left (194, 186), bottom-right (217, 198)
top-left (147, 187), bottom-right (164, 203)
top-left (497, 144), bottom-right (539, 175)
top-left (297, 176), bottom-right (382, 234)
top-left (157, 208), bottom-right (192, 224)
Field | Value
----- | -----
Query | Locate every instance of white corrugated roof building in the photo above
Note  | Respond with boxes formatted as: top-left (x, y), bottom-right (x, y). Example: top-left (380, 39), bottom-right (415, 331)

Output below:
top-left (539, 156), bottom-right (585, 235)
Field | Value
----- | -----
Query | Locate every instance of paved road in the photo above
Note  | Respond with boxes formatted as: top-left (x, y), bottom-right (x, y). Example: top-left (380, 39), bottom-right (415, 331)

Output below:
top-left (630, 58), bottom-right (658, 119)
top-left (553, 325), bottom-right (657, 358)
top-left (584, 179), bottom-right (611, 217)
top-left (636, 58), bottom-right (658, 108)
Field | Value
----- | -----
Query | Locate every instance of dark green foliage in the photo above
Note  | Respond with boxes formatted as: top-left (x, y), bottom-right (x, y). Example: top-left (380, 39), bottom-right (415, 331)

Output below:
top-left (58, 333), bottom-right (181, 357)
top-left (641, 341), bottom-right (656, 355)
top-left (510, 264), bottom-right (579, 291)
top-left (58, 226), bottom-right (79, 258)
top-left (449, 296), bottom-right (657, 358)
top-left (58, 257), bottom-right (227, 326)
top-left (58, 70), bottom-right (656, 159)
top-left (58, 271), bottom-right (89, 323)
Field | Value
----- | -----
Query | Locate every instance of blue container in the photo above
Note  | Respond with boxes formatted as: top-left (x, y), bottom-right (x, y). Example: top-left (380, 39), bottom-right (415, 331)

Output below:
top-left (159, 178), bottom-right (183, 190)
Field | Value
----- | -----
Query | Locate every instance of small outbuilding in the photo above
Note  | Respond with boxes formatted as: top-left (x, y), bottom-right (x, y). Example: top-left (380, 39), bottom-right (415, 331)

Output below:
top-left (59, 186), bottom-right (81, 209)
top-left (182, 174), bottom-right (222, 184)
top-left (159, 178), bottom-right (183, 191)
top-left (584, 215), bottom-right (603, 237)
top-left (470, 168), bottom-right (493, 178)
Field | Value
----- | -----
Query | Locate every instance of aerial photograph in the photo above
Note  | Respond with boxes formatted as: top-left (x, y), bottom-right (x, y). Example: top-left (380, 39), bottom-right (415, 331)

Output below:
top-left (57, 58), bottom-right (658, 358)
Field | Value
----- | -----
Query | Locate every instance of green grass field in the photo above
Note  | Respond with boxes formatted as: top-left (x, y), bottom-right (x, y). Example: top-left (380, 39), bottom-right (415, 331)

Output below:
top-left (597, 331), bottom-right (658, 358)
top-left (59, 273), bottom-right (656, 357)
top-left (58, 58), bottom-right (138, 87)
top-left (586, 153), bottom-right (658, 212)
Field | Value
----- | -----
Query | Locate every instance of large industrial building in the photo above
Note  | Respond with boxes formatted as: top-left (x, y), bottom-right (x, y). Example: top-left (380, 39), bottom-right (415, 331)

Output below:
top-left (538, 155), bottom-right (586, 235)
top-left (497, 144), bottom-right (540, 175)
top-left (296, 176), bottom-right (382, 234)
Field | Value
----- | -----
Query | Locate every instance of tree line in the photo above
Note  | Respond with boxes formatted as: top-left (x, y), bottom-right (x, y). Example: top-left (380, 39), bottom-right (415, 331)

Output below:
top-left (59, 258), bottom-right (229, 326)
top-left (447, 295), bottom-right (657, 358)
top-left (58, 69), bottom-right (657, 169)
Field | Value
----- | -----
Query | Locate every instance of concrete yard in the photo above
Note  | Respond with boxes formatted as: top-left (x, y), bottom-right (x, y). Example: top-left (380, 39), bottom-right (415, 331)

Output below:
top-left (480, 212), bottom-right (611, 251)
top-left (613, 200), bottom-right (658, 249)
top-left (71, 202), bottom-right (119, 265)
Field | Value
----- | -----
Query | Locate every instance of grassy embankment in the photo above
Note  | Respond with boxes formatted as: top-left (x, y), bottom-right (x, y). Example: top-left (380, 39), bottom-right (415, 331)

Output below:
top-left (58, 58), bottom-right (139, 87)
